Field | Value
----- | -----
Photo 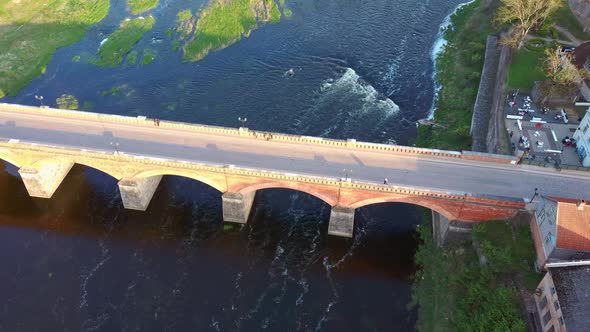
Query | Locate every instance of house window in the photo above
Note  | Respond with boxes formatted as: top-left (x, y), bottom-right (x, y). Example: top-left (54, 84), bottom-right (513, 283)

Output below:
top-left (554, 300), bottom-right (560, 311)
top-left (543, 311), bottom-right (552, 326)
top-left (584, 124), bottom-right (589, 134)
top-left (540, 296), bottom-right (548, 309)
top-left (550, 287), bottom-right (556, 295)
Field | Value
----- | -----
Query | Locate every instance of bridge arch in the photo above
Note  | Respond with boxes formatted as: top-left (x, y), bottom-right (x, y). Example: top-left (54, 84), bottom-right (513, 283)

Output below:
top-left (349, 197), bottom-right (457, 221)
top-left (25, 157), bottom-right (122, 180)
top-left (236, 181), bottom-right (339, 207)
top-left (132, 169), bottom-right (227, 192)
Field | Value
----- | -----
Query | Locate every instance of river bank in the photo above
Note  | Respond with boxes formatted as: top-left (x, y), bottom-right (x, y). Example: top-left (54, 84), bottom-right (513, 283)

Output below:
top-left (416, 0), bottom-right (496, 150)
top-left (411, 0), bottom-right (542, 330)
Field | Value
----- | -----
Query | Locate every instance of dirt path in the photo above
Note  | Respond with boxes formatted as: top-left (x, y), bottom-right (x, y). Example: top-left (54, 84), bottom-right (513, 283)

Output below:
top-left (553, 25), bottom-right (585, 45)
top-left (523, 34), bottom-right (579, 47)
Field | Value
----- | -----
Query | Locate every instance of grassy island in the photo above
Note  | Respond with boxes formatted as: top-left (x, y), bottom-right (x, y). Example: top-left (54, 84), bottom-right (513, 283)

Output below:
top-left (95, 16), bottom-right (155, 67)
top-left (0, 0), bottom-right (110, 97)
top-left (182, 0), bottom-right (281, 62)
top-left (127, 0), bottom-right (159, 15)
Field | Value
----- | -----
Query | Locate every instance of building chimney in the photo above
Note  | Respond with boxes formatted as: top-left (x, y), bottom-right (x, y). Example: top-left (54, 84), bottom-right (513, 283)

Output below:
top-left (577, 200), bottom-right (586, 210)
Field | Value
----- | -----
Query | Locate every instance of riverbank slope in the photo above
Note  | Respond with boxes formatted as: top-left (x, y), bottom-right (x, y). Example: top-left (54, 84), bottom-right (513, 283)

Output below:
top-left (411, 1), bottom-right (541, 330)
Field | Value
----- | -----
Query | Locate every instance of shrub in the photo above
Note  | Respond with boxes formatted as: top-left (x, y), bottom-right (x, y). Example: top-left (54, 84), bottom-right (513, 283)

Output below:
top-left (524, 38), bottom-right (546, 52)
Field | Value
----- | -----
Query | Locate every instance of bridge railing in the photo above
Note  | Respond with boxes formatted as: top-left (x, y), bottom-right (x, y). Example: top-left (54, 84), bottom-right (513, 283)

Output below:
top-left (0, 103), bottom-right (518, 164)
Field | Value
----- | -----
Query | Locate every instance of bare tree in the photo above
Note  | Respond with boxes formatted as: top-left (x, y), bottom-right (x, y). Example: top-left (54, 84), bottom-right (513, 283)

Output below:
top-left (541, 46), bottom-right (590, 95)
top-left (545, 46), bottom-right (590, 84)
top-left (495, 0), bottom-right (562, 47)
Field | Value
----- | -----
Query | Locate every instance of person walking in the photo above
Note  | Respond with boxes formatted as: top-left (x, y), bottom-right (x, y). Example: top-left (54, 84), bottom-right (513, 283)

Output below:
top-left (383, 178), bottom-right (388, 185)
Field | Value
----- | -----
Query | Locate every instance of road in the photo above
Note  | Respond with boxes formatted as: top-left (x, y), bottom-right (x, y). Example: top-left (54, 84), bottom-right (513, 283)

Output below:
top-left (0, 109), bottom-right (589, 202)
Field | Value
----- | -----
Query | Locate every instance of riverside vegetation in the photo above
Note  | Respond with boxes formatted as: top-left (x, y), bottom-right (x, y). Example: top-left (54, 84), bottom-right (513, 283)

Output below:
top-left (95, 16), bottom-right (156, 67)
top-left (416, 0), bottom-right (496, 150)
top-left (0, 0), bottom-right (291, 97)
top-left (178, 0), bottom-right (284, 62)
top-left (127, 0), bottom-right (159, 15)
top-left (412, 1), bottom-right (541, 330)
top-left (411, 212), bottom-right (539, 332)
top-left (0, 0), bottom-right (110, 97)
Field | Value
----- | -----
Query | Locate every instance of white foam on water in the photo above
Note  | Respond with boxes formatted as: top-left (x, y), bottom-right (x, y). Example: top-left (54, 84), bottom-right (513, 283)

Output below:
top-left (321, 68), bottom-right (400, 117)
top-left (382, 36), bottom-right (407, 96)
top-left (79, 239), bottom-right (111, 309)
top-left (428, 0), bottom-right (476, 119)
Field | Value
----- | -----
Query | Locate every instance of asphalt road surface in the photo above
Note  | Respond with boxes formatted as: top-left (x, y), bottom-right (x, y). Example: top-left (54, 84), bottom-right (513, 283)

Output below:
top-left (1, 110), bottom-right (589, 202)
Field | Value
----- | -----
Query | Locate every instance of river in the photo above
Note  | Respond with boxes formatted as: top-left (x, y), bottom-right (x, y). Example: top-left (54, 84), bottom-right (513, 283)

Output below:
top-left (1, 0), bottom-right (465, 330)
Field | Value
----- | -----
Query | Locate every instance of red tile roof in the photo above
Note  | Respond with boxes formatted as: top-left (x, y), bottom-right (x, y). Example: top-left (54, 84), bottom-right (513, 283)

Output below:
top-left (554, 199), bottom-right (590, 252)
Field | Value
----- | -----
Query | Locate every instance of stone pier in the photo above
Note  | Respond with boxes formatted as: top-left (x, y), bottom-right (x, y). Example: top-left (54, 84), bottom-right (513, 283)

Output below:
top-left (328, 206), bottom-right (355, 238)
top-left (118, 175), bottom-right (162, 210)
top-left (222, 191), bottom-right (256, 224)
top-left (432, 211), bottom-right (451, 247)
top-left (18, 161), bottom-right (74, 198)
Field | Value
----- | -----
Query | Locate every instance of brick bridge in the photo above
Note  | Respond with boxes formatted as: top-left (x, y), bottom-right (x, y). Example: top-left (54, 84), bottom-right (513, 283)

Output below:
top-left (1, 103), bottom-right (589, 238)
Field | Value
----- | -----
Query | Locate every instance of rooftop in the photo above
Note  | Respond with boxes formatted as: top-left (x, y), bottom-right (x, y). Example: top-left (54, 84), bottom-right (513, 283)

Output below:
top-left (550, 265), bottom-right (590, 331)
top-left (572, 41), bottom-right (590, 69)
top-left (552, 197), bottom-right (590, 252)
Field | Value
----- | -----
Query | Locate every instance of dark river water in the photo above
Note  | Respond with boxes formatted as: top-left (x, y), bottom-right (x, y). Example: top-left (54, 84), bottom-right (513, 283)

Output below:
top-left (1, 0), bottom-right (466, 330)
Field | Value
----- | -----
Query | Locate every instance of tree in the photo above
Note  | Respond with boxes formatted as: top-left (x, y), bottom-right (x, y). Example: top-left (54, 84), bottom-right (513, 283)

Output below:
top-left (495, 0), bottom-right (562, 47)
top-left (543, 46), bottom-right (590, 94)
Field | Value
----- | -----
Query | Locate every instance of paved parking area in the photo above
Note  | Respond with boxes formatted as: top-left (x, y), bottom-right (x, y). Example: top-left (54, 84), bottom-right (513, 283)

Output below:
top-left (506, 92), bottom-right (582, 125)
top-left (506, 119), bottom-right (581, 166)
top-left (504, 92), bottom-right (583, 166)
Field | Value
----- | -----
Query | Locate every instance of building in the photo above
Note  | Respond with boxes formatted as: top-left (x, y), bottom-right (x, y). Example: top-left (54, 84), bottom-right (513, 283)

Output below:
top-left (573, 108), bottom-right (590, 166)
top-left (533, 265), bottom-right (590, 332)
top-left (572, 41), bottom-right (590, 106)
top-left (531, 196), bottom-right (590, 268)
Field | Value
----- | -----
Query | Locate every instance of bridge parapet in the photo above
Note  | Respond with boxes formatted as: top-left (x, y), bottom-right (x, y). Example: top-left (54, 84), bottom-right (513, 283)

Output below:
top-left (0, 103), bottom-right (520, 163)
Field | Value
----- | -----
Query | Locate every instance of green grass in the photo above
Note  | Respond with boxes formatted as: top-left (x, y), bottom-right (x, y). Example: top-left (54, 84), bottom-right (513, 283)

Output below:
top-left (126, 50), bottom-right (138, 65)
top-left (176, 9), bottom-right (195, 40)
top-left (0, 0), bottom-right (110, 97)
top-left (82, 101), bottom-right (94, 112)
top-left (171, 40), bottom-right (181, 51)
top-left (183, 0), bottom-right (281, 62)
top-left (177, 9), bottom-right (192, 22)
top-left (95, 16), bottom-right (155, 67)
top-left (127, 0), bottom-right (159, 15)
top-left (141, 48), bottom-right (156, 65)
top-left (507, 49), bottom-right (547, 90)
top-left (55, 94), bottom-right (79, 109)
top-left (416, 0), bottom-right (497, 150)
top-left (551, 0), bottom-right (590, 41)
top-left (411, 212), bottom-right (539, 331)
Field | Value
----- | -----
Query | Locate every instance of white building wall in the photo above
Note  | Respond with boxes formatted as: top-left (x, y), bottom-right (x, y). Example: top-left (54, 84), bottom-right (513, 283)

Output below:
top-left (573, 108), bottom-right (590, 167)
top-left (534, 196), bottom-right (559, 258)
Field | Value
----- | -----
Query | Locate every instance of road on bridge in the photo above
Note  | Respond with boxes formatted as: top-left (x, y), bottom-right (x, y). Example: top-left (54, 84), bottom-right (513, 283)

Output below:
top-left (0, 109), bottom-right (589, 202)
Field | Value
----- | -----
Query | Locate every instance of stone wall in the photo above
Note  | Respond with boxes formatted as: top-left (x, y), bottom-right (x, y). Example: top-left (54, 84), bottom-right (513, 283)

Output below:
top-left (568, 0), bottom-right (590, 31)
top-left (471, 36), bottom-right (499, 152)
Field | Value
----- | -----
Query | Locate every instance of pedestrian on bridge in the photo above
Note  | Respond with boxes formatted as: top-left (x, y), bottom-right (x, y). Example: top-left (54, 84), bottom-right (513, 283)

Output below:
top-left (384, 178), bottom-right (388, 185)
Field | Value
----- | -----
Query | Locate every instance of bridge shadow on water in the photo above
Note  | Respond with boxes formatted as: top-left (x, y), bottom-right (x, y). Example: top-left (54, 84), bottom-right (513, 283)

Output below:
top-left (0, 160), bottom-right (421, 331)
